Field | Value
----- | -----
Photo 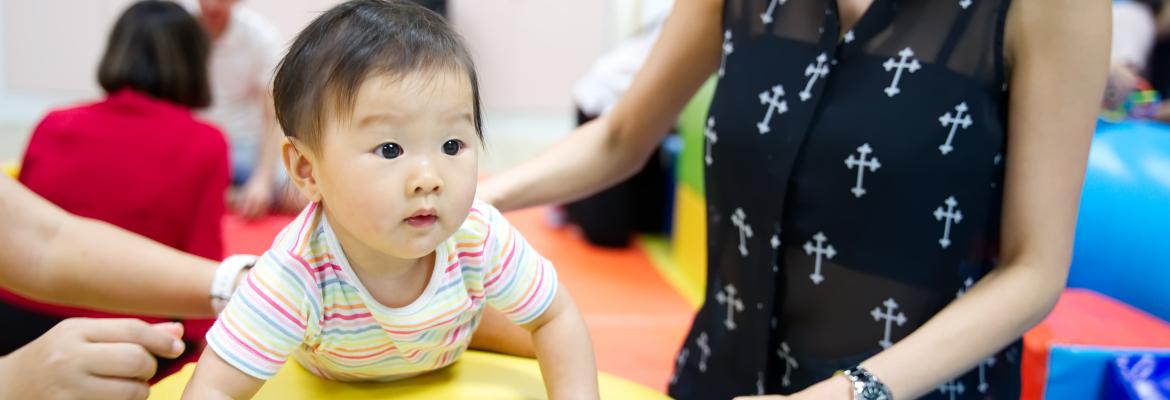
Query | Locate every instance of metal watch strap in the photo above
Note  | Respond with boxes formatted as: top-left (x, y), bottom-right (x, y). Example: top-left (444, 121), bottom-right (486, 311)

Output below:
top-left (842, 366), bottom-right (893, 400)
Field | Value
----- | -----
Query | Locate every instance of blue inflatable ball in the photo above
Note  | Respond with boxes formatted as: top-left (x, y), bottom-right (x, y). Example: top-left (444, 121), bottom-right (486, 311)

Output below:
top-left (1067, 120), bottom-right (1170, 322)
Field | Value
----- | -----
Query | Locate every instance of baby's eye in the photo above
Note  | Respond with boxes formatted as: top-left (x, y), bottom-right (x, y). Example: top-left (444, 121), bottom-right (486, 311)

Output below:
top-left (376, 143), bottom-right (403, 159)
top-left (442, 140), bottom-right (464, 156)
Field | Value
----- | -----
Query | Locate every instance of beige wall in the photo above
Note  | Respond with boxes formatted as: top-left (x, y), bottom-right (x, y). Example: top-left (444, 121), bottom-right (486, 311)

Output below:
top-left (3, 0), bottom-right (129, 96)
top-left (0, 0), bottom-right (674, 161)
top-left (453, 1), bottom-right (605, 115)
top-left (0, 0), bottom-right (612, 113)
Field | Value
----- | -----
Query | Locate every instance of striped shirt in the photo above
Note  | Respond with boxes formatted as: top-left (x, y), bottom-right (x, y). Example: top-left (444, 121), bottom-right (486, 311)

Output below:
top-left (206, 200), bottom-right (559, 381)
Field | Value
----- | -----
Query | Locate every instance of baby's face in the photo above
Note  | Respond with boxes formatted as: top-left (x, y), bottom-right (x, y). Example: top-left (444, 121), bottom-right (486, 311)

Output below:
top-left (314, 68), bottom-right (479, 261)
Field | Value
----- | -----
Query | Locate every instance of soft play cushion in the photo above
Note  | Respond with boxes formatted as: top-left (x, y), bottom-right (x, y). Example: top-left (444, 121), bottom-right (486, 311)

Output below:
top-left (2, 161), bottom-right (17, 179)
top-left (1022, 289), bottom-right (1170, 399)
top-left (1045, 346), bottom-right (1170, 400)
top-left (1068, 120), bottom-right (1170, 321)
top-left (149, 350), bottom-right (665, 399)
top-left (1103, 352), bottom-right (1170, 399)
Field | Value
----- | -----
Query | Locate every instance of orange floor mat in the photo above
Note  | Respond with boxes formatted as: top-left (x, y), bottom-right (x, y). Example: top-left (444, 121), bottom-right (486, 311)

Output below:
top-left (502, 208), bottom-right (695, 392)
top-left (222, 208), bottom-right (696, 393)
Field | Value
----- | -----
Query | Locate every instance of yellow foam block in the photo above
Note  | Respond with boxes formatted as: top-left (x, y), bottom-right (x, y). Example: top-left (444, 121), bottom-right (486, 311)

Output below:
top-left (150, 351), bottom-right (666, 399)
top-left (1, 161), bottom-right (18, 179)
top-left (669, 186), bottom-right (707, 307)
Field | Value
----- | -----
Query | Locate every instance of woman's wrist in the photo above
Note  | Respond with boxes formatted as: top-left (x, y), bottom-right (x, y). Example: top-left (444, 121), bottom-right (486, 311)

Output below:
top-left (210, 255), bottom-right (258, 313)
top-left (807, 372), bottom-right (856, 400)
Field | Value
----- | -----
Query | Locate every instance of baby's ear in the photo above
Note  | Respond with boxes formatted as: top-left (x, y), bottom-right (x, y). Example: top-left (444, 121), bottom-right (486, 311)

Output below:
top-left (280, 137), bottom-right (323, 202)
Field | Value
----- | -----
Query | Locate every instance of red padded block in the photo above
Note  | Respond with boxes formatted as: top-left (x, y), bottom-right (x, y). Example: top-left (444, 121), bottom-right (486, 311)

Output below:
top-left (222, 213), bottom-right (296, 256)
top-left (1021, 288), bottom-right (1170, 399)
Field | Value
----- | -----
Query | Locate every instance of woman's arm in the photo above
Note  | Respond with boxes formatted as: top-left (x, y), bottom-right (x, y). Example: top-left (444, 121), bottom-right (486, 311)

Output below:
top-left (478, 0), bottom-right (724, 212)
top-left (0, 175), bottom-right (218, 317)
top-left (766, 1), bottom-right (1111, 399)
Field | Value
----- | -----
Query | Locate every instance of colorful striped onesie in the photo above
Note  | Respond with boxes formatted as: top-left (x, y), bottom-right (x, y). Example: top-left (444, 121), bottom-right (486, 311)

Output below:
top-left (206, 200), bottom-right (559, 381)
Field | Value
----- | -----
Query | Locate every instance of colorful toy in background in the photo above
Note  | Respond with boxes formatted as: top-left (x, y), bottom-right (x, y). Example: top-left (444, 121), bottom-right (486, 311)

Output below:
top-left (1101, 77), bottom-right (1162, 122)
top-left (1070, 120), bottom-right (1170, 322)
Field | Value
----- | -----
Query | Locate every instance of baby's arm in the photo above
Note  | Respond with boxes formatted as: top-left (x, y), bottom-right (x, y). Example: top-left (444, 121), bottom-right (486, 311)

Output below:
top-left (182, 348), bottom-right (266, 399)
top-left (477, 201), bottom-right (598, 398)
top-left (522, 284), bottom-right (599, 400)
top-left (180, 251), bottom-right (311, 399)
top-left (470, 306), bottom-right (536, 357)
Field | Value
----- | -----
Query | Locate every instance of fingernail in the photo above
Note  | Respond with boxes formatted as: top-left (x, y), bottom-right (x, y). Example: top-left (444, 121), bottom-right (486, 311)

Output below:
top-left (172, 339), bottom-right (185, 355)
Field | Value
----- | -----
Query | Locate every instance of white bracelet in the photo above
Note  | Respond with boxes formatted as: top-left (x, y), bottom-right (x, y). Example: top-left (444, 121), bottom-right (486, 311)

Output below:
top-left (211, 254), bottom-right (258, 314)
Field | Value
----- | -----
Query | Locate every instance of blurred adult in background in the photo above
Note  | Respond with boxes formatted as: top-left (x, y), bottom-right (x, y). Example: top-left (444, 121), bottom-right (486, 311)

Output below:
top-left (190, 0), bottom-right (303, 219)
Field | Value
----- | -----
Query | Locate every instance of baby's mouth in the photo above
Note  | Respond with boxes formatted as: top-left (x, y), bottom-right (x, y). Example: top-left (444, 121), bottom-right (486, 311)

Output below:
top-left (404, 209), bottom-right (438, 228)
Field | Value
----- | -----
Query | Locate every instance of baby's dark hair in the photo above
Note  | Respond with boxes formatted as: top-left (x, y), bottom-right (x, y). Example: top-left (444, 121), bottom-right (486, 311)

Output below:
top-left (273, 0), bottom-right (483, 150)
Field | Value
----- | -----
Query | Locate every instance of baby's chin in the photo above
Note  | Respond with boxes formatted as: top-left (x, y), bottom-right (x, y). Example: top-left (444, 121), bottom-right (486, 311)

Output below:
top-left (381, 244), bottom-right (440, 261)
top-left (383, 227), bottom-right (458, 258)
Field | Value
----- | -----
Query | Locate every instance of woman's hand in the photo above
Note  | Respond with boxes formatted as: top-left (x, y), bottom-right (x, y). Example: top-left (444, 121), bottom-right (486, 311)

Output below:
top-left (1104, 64), bottom-right (1141, 110)
top-left (232, 175), bottom-right (274, 220)
top-left (0, 319), bottom-right (185, 400)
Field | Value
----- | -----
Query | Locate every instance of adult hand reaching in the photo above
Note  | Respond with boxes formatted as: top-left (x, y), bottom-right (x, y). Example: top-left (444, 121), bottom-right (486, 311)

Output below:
top-left (233, 176), bottom-right (274, 220)
top-left (0, 319), bottom-right (186, 400)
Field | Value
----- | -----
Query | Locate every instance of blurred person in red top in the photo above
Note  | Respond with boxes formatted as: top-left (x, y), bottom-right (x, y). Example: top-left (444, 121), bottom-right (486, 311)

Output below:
top-left (0, 0), bottom-right (226, 380)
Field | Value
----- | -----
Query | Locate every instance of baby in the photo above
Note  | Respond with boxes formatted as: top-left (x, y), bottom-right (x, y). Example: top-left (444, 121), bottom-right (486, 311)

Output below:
top-left (182, 1), bottom-right (598, 398)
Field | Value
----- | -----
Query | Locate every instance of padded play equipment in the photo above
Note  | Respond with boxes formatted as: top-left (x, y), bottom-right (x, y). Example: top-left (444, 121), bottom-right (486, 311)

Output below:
top-left (1067, 120), bottom-right (1170, 322)
top-left (662, 76), bottom-right (716, 307)
top-left (150, 350), bottom-right (666, 399)
top-left (1102, 352), bottom-right (1170, 399)
top-left (2, 161), bottom-right (17, 178)
top-left (1047, 347), bottom-right (1170, 400)
top-left (1021, 289), bottom-right (1170, 399)
top-left (1020, 119), bottom-right (1170, 399)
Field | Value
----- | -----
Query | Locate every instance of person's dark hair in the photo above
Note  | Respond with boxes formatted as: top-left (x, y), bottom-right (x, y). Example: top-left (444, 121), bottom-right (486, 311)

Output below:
top-left (273, 0), bottom-right (483, 150)
top-left (98, 0), bottom-right (211, 108)
top-left (1136, 0), bottom-right (1164, 14)
top-left (408, 0), bottom-right (447, 17)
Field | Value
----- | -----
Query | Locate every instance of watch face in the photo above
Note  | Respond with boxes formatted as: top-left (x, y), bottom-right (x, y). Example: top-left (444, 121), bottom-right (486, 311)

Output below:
top-left (860, 386), bottom-right (889, 400)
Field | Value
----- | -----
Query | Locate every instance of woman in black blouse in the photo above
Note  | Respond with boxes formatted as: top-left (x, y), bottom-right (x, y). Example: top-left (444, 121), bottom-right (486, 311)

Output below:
top-left (481, 0), bottom-right (1108, 398)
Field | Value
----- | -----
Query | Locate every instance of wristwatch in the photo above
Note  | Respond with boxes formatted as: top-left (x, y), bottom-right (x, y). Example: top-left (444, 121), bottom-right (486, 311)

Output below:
top-left (210, 254), bottom-right (258, 313)
top-left (839, 366), bottom-right (893, 400)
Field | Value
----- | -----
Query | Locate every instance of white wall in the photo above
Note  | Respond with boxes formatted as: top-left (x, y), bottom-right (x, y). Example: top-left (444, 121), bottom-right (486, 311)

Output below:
top-left (0, 0), bottom-right (7, 96)
top-left (4, 0), bottom-right (121, 97)
top-left (0, 0), bottom-right (617, 110)
top-left (453, 0), bottom-right (605, 115)
top-left (0, 0), bottom-right (671, 161)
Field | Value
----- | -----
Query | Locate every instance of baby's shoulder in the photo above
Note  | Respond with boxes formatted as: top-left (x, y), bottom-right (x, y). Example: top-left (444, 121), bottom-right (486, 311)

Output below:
top-left (455, 199), bottom-right (504, 239)
top-left (259, 204), bottom-right (333, 279)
